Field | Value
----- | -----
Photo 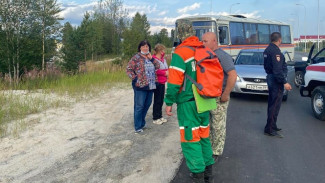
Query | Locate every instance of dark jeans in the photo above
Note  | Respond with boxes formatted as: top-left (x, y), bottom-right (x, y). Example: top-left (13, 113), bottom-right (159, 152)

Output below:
top-left (133, 86), bottom-right (153, 131)
top-left (153, 83), bottom-right (165, 120)
top-left (265, 74), bottom-right (284, 133)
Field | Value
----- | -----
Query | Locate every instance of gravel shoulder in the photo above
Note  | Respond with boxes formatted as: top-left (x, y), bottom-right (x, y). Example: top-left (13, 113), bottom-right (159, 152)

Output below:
top-left (0, 85), bottom-right (182, 183)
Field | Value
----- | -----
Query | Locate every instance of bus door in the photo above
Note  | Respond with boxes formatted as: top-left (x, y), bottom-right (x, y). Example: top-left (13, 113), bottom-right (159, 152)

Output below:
top-left (217, 25), bottom-right (232, 57)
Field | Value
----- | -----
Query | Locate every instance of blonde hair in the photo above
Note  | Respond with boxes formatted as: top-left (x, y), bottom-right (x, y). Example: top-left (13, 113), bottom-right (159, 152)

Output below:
top-left (153, 44), bottom-right (166, 55)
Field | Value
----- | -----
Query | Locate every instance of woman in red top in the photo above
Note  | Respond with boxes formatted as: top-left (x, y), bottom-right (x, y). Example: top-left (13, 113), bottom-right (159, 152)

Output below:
top-left (152, 44), bottom-right (169, 125)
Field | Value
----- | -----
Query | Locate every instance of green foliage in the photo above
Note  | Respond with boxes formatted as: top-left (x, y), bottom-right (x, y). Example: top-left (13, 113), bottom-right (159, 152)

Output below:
top-left (0, 0), bottom-right (62, 83)
top-left (61, 23), bottom-right (83, 73)
top-left (122, 12), bottom-right (151, 58)
top-left (149, 28), bottom-right (173, 49)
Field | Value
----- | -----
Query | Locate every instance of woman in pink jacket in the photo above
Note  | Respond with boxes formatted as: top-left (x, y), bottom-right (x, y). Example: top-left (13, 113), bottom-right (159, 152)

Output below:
top-left (152, 44), bottom-right (169, 125)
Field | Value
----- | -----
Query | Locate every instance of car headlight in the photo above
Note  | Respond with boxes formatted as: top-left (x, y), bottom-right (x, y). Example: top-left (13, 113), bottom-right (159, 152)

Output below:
top-left (236, 75), bottom-right (241, 82)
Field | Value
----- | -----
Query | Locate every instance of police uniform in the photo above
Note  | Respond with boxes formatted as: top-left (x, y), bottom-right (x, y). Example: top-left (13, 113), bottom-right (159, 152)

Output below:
top-left (263, 43), bottom-right (288, 134)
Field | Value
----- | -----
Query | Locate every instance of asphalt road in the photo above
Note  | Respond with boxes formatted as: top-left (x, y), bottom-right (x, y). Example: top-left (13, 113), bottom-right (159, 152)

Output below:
top-left (172, 52), bottom-right (325, 183)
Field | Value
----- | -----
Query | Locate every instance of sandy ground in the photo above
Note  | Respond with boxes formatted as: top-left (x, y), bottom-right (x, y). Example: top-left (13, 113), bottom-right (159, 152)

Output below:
top-left (0, 85), bottom-right (182, 183)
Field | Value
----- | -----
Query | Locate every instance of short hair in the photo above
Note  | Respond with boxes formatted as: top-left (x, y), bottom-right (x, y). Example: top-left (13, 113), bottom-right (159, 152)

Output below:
top-left (137, 40), bottom-right (151, 52)
top-left (153, 44), bottom-right (166, 55)
top-left (270, 32), bottom-right (282, 42)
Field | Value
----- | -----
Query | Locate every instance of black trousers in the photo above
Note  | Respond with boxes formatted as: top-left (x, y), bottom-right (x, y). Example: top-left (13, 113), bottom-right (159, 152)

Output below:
top-left (153, 83), bottom-right (165, 120)
top-left (265, 75), bottom-right (284, 133)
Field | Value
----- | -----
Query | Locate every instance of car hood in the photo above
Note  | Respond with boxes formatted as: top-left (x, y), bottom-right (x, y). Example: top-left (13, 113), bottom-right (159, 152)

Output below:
top-left (235, 65), bottom-right (266, 79)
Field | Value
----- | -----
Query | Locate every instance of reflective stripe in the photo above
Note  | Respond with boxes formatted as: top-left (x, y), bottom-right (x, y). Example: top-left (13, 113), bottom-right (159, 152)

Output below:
top-left (200, 125), bottom-right (209, 128)
top-left (184, 56), bottom-right (194, 63)
top-left (170, 66), bottom-right (185, 73)
top-left (179, 126), bottom-right (201, 130)
top-left (179, 126), bottom-right (210, 142)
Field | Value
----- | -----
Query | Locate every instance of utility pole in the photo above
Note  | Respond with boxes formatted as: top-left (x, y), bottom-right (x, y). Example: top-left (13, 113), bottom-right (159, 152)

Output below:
top-left (296, 3), bottom-right (307, 52)
top-left (229, 3), bottom-right (240, 14)
top-left (317, 0), bottom-right (320, 51)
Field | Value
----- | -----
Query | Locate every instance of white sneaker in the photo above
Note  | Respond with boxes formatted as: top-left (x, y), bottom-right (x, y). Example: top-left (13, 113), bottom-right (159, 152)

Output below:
top-left (153, 119), bottom-right (164, 125)
top-left (160, 117), bottom-right (167, 123)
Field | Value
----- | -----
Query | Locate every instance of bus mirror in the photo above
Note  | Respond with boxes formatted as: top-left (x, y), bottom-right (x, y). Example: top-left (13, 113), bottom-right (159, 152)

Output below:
top-left (302, 57), bottom-right (308, 61)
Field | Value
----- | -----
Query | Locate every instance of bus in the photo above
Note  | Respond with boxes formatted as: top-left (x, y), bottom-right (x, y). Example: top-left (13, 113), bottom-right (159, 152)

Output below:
top-left (174, 15), bottom-right (294, 60)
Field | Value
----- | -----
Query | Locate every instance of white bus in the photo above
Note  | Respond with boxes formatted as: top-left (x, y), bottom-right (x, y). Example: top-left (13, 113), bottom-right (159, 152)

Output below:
top-left (174, 15), bottom-right (294, 60)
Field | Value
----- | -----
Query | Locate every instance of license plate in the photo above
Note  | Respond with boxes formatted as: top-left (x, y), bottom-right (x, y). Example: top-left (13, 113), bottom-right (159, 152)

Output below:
top-left (246, 85), bottom-right (268, 90)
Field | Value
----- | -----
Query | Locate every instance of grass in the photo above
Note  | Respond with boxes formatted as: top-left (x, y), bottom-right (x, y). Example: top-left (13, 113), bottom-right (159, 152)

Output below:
top-left (0, 60), bottom-right (129, 137)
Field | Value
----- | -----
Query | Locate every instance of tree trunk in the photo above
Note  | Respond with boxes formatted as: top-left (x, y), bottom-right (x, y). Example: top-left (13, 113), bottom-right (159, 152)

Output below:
top-left (42, 0), bottom-right (46, 76)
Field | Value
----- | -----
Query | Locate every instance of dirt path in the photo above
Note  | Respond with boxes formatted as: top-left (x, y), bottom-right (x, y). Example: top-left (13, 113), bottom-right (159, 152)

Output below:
top-left (0, 85), bottom-right (182, 183)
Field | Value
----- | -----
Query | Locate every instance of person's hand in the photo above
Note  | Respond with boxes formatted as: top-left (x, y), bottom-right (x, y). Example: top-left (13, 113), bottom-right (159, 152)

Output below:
top-left (220, 93), bottom-right (230, 103)
top-left (147, 53), bottom-right (152, 60)
top-left (166, 106), bottom-right (173, 116)
top-left (165, 70), bottom-right (169, 77)
top-left (284, 83), bottom-right (292, 91)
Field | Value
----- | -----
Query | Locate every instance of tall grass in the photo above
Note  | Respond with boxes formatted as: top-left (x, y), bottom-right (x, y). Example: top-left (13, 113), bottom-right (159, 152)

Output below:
top-left (0, 60), bottom-right (129, 137)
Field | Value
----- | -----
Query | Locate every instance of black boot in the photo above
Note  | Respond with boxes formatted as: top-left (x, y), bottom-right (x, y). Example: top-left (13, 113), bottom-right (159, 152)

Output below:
top-left (191, 172), bottom-right (205, 183)
top-left (204, 165), bottom-right (213, 183)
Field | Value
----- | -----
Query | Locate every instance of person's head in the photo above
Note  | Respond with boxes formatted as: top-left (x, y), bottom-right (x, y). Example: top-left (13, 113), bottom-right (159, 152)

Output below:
top-left (270, 32), bottom-right (282, 46)
top-left (153, 44), bottom-right (166, 56)
top-left (177, 19), bottom-right (195, 41)
top-left (138, 40), bottom-right (151, 54)
top-left (202, 32), bottom-right (218, 51)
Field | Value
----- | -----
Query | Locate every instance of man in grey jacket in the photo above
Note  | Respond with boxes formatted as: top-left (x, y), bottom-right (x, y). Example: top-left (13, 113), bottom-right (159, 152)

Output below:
top-left (202, 32), bottom-right (237, 160)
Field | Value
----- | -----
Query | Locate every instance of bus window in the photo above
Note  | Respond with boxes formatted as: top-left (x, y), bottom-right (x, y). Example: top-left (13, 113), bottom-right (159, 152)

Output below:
top-left (229, 22), bottom-right (245, 45)
top-left (192, 21), bottom-right (216, 40)
top-left (280, 25), bottom-right (291, 44)
top-left (244, 23), bottom-right (258, 44)
top-left (218, 26), bottom-right (229, 45)
top-left (270, 25), bottom-right (280, 33)
top-left (258, 24), bottom-right (270, 44)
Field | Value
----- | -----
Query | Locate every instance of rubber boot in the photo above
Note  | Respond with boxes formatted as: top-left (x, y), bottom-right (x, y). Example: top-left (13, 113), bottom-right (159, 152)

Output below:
top-left (191, 172), bottom-right (205, 183)
top-left (204, 165), bottom-right (213, 183)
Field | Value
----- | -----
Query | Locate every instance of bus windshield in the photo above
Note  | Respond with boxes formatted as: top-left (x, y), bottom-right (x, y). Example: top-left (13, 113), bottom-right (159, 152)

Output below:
top-left (192, 21), bottom-right (216, 40)
top-left (175, 20), bottom-right (216, 42)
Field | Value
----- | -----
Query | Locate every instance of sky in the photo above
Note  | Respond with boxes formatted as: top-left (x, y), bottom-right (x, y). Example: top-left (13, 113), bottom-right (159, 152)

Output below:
top-left (57, 0), bottom-right (325, 38)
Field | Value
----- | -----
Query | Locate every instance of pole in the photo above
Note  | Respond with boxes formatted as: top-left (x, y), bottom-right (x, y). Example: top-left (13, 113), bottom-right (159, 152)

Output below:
top-left (317, 0), bottom-right (320, 51)
top-left (296, 4), bottom-right (307, 52)
top-left (230, 3), bottom-right (240, 14)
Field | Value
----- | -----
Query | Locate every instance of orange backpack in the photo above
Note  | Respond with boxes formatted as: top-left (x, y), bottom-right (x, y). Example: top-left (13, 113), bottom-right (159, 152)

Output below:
top-left (184, 46), bottom-right (224, 98)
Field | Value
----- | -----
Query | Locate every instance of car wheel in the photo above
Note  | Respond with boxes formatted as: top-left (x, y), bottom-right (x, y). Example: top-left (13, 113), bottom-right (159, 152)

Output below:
top-left (311, 86), bottom-right (325, 121)
top-left (294, 71), bottom-right (304, 87)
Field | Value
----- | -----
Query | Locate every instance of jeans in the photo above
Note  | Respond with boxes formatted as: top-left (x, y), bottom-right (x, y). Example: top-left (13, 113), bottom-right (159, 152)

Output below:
top-left (153, 83), bottom-right (165, 120)
top-left (133, 85), bottom-right (153, 131)
top-left (265, 74), bottom-right (284, 133)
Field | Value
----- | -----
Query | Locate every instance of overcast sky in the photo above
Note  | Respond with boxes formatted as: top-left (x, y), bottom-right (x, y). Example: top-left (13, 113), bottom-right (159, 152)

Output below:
top-left (58, 0), bottom-right (324, 38)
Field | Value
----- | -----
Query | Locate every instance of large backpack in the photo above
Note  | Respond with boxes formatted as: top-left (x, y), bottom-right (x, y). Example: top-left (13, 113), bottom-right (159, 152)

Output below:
top-left (183, 46), bottom-right (224, 98)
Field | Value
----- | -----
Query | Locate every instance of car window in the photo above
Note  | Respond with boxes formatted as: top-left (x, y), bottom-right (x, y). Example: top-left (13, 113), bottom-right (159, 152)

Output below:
top-left (235, 52), bottom-right (264, 65)
top-left (313, 49), bottom-right (325, 63)
top-left (283, 52), bottom-right (292, 62)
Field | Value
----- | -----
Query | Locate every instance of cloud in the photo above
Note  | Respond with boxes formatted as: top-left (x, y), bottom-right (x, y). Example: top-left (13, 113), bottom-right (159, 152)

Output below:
top-left (149, 13), bottom-right (199, 26)
top-left (158, 11), bottom-right (167, 16)
top-left (177, 3), bottom-right (200, 14)
top-left (150, 25), bottom-right (174, 36)
top-left (124, 4), bottom-right (158, 18)
top-left (203, 11), bottom-right (261, 19)
top-left (59, 2), bottom-right (97, 23)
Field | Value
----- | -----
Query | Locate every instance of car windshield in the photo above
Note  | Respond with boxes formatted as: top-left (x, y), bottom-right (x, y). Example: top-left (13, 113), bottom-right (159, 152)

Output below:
top-left (235, 52), bottom-right (264, 65)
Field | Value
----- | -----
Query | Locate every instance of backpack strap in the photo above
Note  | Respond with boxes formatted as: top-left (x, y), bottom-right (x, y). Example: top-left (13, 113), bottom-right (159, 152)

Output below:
top-left (176, 45), bottom-right (196, 51)
top-left (182, 74), bottom-right (203, 91)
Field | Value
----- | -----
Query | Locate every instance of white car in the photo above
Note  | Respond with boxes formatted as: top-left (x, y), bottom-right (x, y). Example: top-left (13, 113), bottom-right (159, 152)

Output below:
top-left (300, 62), bottom-right (325, 121)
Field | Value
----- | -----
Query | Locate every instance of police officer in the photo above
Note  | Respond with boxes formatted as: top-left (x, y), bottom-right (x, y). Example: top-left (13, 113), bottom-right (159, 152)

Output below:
top-left (264, 32), bottom-right (292, 138)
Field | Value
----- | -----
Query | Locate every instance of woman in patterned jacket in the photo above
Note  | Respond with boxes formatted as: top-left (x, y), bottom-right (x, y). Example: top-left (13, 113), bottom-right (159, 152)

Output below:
top-left (126, 40), bottom-right (160, 133)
